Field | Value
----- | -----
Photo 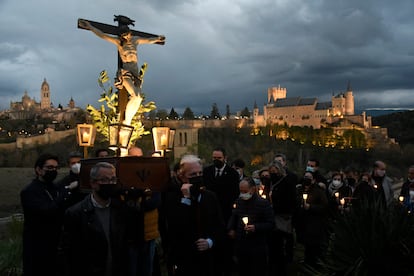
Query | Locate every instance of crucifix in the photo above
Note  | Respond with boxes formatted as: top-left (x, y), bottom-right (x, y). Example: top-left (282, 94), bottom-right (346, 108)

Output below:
top-left (78, 15), bottom-right (165, 125)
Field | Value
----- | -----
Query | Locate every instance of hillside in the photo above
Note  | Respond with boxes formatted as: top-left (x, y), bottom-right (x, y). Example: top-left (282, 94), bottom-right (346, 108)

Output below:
top-left (372, 110), bottom-right (414, 145)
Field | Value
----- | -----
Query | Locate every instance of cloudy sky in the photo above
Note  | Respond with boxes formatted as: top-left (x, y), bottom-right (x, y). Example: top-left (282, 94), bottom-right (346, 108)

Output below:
top-left (1, 0), bottom-right (414, 115)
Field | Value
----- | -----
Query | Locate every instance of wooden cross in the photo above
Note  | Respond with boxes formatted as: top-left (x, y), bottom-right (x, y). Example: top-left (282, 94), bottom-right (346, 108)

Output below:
top-left (78, 15), bottom-right (164, 123)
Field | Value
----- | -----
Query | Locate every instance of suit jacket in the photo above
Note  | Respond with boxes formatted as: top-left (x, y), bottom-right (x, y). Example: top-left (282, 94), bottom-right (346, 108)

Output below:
top-left (20, 178), bottom-right (70, 276)
top-left (63, 195), bottom-right (129, 276)
top-left (165, 177), bottom-right (225, 276)
top-left (203, 164), bottom-right (240, 222)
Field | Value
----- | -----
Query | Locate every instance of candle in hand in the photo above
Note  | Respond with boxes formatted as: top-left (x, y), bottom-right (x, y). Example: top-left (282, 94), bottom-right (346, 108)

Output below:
top-left (242, 216), bottom-right (249, 225)
top-left (399, 196), bottom-right (404, 202)
top-left (334, 192), bottom-right (339, 198)
top-left (340, 198), bottom-right (345, 206)
top-left (302, 193), bottom-right (308, 202)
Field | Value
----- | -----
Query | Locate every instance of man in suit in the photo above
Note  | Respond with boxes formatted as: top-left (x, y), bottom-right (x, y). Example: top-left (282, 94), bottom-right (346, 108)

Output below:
top-left (63, 162), bottom-right (129, 276)
top-left (203, 147), bottom-right (240, 276)
top-left (165, 154), bottom-right (224, 276)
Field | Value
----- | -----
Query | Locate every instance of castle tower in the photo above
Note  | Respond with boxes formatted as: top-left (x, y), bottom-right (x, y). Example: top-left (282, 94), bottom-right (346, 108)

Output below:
top-left (345, 81), bottom-right (354, 115)
top-left (40, 78), bottom-right (51, 110)
top-left (267, 85), bottom-right (287, 103)
top-left (69, 97), bottom-right (75, 108)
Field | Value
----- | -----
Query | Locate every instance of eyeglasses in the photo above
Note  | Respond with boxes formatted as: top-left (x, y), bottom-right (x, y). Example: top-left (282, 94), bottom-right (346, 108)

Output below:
top-left (95, 177), bottom-right (117, 185)
top-left (43, 165), bottom-right (60, 171)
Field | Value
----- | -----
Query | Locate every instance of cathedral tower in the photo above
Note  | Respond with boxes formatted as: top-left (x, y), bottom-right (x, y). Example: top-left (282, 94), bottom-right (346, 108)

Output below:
top-left (40, 78), bottom-right (51, 110)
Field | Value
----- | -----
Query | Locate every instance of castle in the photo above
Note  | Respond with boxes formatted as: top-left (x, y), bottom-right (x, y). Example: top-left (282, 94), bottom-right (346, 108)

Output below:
top-left (8, 78), bottom-right (76, 120)
top-left (253, 83), bottom-right (372, 129)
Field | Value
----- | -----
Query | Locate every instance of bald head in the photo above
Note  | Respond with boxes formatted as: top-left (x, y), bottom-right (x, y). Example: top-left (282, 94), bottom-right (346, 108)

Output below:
top-left (128, 146), bottom-right (143, 157)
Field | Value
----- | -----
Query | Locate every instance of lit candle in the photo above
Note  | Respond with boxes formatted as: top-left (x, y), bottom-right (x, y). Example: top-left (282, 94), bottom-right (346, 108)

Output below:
top-left (340, 198), bottom-right (345, 206)
top-left (334, 192), bottom-right (339, 198)
top-left (399, 196), bottom-right (404, 203)
top-left (242, 216), bottom-right (249, 225)
top-left (373, 184), bottom-right (378, 189)
top-left (160, 134), bottom-right (167, 148)
top-left (259, 189), bottom-right (264, 196)
top-left (302, 193), bottom-right (308, 204)
top-left (82, 131), bottom-right (90, 143)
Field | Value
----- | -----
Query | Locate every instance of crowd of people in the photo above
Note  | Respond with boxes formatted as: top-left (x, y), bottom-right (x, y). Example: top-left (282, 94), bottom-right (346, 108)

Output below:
top-left (20, 146), bottom-right (410, 276)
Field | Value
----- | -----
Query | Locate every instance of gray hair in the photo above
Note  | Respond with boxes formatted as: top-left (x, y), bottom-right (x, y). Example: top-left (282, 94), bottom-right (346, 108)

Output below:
top-left (180, 154), bottom-right (201, 168)
top-left (269, 160), bottom-right (286, 176)
top-left (90, 162), bottom-right (115, 180)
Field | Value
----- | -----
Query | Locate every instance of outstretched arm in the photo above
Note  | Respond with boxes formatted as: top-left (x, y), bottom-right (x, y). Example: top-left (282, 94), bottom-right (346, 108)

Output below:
top-left (78, 19), bottom-right (120, 46)
top-left (135, 35), bottom-right (165, 45)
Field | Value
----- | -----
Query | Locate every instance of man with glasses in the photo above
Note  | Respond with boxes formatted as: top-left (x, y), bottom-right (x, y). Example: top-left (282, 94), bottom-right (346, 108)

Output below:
top-left (21, 153), bottom-right (72, 276)
top-left (64, 162), bottom-right (129, 276)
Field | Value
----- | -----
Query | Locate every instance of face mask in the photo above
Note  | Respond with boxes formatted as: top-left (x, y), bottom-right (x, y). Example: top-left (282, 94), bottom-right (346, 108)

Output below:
top-left (303, 178), bottom-right (312, 186)
top-left (260, 177), bottom-right (271, 186)
top-left (306, 166), bottom-right (315, 172)
top-left (331, 180), bottom-right (342, 188)
top-left (270, 173), bottom-right (280, 183)
top-left (96, 184), bottom-right (118, 200)
top-left (376, 170), bottom-right (386, 177)
top-left (213, 159), bottom-right (224, 169)
top-left (239, 192), bottom-right (252, 200)
top-left (71, 163), bottom-right (81, 174)
top-left (189, 176), bottom-right (204, 199)
top-left (42, 170), bottom-right (58, 183)
top-left (347, 178), bottom-right (356, 187)
top-left (253, 178), bottom-right (261, 185)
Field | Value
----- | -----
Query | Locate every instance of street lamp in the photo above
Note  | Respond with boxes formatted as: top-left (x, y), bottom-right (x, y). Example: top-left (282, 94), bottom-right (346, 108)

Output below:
top-left (152, 127), bottom-right (175, 157)
top-left (108, 123), bottom-right (134, 157)
top-left (77, 123), bottom-right (96, 158)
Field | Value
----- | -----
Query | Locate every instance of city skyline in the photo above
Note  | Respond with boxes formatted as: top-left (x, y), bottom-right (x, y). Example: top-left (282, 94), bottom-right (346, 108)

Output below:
top-left (1, 0), bottom-right (414, 115)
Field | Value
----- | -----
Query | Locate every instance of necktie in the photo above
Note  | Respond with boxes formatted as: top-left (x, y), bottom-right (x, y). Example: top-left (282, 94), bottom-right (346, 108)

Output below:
top-left (215, 169), bottom-right (220, 178)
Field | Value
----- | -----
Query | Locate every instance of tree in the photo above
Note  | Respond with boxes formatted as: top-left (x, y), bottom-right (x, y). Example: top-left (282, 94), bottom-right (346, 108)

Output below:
top-left (210, 103), bottom-right (220, 119)
top-left (156, 109), bottom-right (168, 120)
top-left (182, 107), bottom-right (195, 120)
top-left (226, 104), bottom-right (230, 119)
top-left (169, 108), bottom-right (179, 120)
top-left (240, 106), bottom-right (250, 118)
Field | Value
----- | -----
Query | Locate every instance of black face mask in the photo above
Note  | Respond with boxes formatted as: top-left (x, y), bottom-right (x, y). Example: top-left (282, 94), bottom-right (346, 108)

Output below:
top-left (96, 184), bottom-right (118, 200)
top-left (42, 170), bottom-right (57, 183)
top-left (270, 173), bottom-right (281, 183)
top-left (260, 177), bottom-right (271, 187)
top-left (213, 159), bottom-right (224, 169)
top-left (346, 178), bottom-right (356, 187)
top-left (303, 178), bottom-right (312, 187)
top-left (189, 176), bottom-right (204, 199)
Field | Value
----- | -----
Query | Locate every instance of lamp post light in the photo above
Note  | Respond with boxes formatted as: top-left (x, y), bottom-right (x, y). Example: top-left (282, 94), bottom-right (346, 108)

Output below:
top-left (108, 123), bottom-right (135, 157)
top-left (152, 127), bottom-right (175, 157)
top-left (76, 123), bottom-right (96, 158)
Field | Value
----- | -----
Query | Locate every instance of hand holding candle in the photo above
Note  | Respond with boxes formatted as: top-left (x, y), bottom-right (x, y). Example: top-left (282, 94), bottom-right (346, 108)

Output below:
top-left (242, 216), bottom-right (248, 225)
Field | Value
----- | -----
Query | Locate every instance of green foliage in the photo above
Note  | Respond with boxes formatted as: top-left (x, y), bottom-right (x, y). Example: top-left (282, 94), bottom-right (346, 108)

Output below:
top-left (156, 109), bottom-right (168, 120)
top-left (86, 69), bottom-right (156, 145)
top-left (318, 200), bottom-right (414, 275)
top-left (372, 110), bottom-right (414, 145)
top-left (0, 217), bottom-right (23, 275)
top-left (169, 108), bottom-right (179, 120)
top-left (182, 107), bottom-right (195, 120)
top-left (240, 106), bottom-right (250, 118)
top-left (210, 103), bottom-right (220, 119)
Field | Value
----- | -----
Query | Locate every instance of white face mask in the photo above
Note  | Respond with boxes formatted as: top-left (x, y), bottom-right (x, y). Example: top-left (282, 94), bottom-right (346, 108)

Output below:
top-left (239, 192), bottom-right (252, 200)
top-left (306, 166), bottom-right (315, 172)
top-left (331, 180), bottom-right (342, 188)
top-left (71, 163), bottom-right (81, 174)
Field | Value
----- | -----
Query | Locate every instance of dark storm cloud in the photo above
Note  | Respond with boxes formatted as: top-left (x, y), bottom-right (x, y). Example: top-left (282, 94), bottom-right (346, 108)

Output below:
top-left (0, 0), bottom-right (414, 114)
